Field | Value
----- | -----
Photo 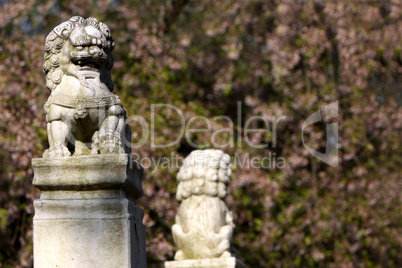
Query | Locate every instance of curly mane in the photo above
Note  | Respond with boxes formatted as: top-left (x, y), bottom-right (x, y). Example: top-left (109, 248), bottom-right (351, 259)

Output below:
top-left (43, 16), bottom-right (115, 91)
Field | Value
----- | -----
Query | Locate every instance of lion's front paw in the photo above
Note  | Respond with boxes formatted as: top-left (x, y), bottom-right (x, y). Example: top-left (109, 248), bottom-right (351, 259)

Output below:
top-left (92, 130), bottom-right (124, 155)
top-left (43, 145), bottom-right (71, 158)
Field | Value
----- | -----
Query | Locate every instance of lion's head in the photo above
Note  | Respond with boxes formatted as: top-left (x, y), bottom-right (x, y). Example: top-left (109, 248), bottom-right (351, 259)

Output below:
top-left (176, 149), bottom-right (232, 200)
top-left (43, 16), bottom-right (115, 91)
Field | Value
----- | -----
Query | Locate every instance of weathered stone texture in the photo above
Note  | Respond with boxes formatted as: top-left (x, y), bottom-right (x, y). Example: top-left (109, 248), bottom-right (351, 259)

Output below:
top-left (33, 154), bottom-right (146, 268)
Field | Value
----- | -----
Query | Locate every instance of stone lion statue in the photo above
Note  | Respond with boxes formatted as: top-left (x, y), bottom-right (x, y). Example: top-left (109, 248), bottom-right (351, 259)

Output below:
top-left (172, 149), bottom-right (234, 260)
top-left (42, 16), bottom-right (130, 157)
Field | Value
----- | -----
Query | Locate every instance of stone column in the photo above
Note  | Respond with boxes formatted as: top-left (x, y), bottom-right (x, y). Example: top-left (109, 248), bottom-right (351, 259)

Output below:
top-left (32, 154), bottom-right (146, 268)
top-left (33, 16), bottom-right (147, 268)
top-left (165, 150), bottom-right (245, 268)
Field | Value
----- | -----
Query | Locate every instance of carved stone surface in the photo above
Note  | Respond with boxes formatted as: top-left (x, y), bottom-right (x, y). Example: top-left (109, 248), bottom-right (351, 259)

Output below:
top-left (171, 150), bottom-right (235, 261)
top-left (32, 154), bottom-right (146, 268)
top-left (42, 16), bottom-right (131, 158)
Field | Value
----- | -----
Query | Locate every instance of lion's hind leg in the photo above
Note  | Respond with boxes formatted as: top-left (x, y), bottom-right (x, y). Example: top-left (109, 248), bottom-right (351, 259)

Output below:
top-left (172, 223), bottom-right (189, 260)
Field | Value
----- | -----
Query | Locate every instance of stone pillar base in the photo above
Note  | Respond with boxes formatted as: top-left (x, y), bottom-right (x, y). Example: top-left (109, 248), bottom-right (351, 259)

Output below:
top-left (32, 154), bottom-right (146, 268)
top-left (165, 257), bottom-right (246, 268)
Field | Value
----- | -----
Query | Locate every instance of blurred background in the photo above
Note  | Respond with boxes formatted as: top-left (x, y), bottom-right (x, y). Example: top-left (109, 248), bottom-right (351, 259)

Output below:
top-left (0, 0), bottom-right (401, 267)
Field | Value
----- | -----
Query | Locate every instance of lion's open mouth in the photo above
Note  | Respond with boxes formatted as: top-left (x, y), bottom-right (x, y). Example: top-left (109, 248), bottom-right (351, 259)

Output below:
top-left (73, 60), bottom-right (101, 72)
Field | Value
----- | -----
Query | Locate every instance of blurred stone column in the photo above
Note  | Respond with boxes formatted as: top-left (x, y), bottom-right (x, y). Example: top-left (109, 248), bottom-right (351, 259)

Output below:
top-left (32, 154), bottom-right (146, 268)
top-left (165, 150), bottom-right (245, 268)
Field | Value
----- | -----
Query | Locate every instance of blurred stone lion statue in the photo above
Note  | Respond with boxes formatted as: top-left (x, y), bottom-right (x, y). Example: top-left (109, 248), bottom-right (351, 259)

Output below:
top-left (172, 149), bottom-right (234, 260)
top-left (42, 16), bottom-right (130, 157)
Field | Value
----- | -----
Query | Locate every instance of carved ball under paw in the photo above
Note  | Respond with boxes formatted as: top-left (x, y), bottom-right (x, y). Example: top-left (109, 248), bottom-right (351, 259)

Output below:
top-left (102, 132), bottom-right (124, 154)
top-left (93, 131), bottom-right (124, 154)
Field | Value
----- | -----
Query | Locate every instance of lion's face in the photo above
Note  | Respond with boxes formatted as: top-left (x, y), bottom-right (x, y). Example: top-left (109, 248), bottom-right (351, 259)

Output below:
top-left (44, 16), bottom-right (115, 91)
top-left (62, 24), bottom-right (108, 73)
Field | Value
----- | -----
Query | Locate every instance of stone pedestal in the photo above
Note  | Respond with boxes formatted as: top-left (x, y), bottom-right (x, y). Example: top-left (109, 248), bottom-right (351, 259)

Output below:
top-left (165, 257), bottom-right (246, 268)
top-left (32, 154), bottom-right (146, 268)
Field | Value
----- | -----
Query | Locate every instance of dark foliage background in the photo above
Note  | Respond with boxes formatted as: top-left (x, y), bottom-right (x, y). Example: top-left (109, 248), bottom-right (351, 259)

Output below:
top-left (0, 0), bottom-right (401, 267)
